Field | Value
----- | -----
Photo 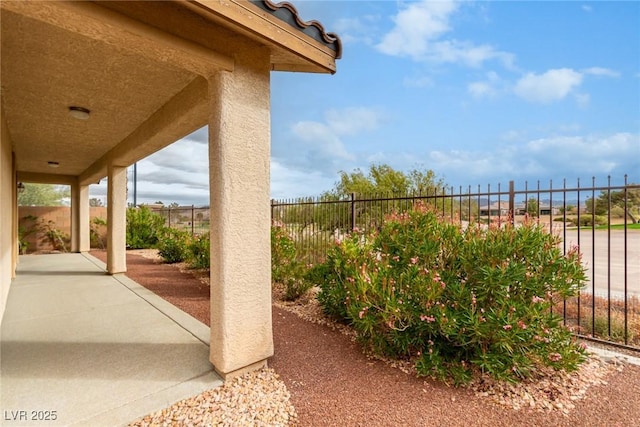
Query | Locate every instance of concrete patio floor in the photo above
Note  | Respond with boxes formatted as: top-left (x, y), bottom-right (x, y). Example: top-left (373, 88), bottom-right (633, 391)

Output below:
top-left (1, 253), bottom-right (221, 426)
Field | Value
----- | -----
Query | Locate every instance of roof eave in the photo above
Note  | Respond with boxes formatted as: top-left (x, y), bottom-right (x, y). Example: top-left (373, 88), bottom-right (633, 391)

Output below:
top-left (186, 0), bottom-right (340, 74)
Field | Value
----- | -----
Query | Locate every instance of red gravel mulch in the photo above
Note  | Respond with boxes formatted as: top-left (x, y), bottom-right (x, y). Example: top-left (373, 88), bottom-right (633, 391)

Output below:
top-left (91, 250), bottom-right (640, 427)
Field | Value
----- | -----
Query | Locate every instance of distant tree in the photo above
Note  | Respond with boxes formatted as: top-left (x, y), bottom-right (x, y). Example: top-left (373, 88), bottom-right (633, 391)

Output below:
top-left (526, 198), bottom-right (539, 217)
top-left (312, 164), bottom-right (447, 231)
top-left (586, 186), bottom-right (640, 223)
top-left (89, 198), bottom-right (104, 207)
top-left (18, 184), bottom-right (69, 206)
top-left (330, 164), bottom-right (444, 198)
top-left (168, 202), bottom-right (180, 208)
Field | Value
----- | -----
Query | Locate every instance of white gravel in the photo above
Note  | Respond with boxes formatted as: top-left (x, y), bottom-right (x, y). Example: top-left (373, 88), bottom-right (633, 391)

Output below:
top-left (128, 368), bottom-right (296, 427)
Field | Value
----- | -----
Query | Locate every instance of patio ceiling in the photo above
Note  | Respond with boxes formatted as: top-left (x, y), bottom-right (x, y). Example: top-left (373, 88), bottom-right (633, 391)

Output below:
top-left (1, 0), bottom-right (340, 186)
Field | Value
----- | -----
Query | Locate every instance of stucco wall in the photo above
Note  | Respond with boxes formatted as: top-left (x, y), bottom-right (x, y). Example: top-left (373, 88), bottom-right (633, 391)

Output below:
top-left (1, 109), bottom-right (14, 323)
top-left (18, 206), bottom-right (107, 253)
top-left (208, 48), bottom-right (273, 377)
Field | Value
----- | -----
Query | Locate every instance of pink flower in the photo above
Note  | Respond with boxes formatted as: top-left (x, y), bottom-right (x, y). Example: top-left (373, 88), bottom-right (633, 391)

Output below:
top-left (358, 307), bottom-right (368, 319)
top-left (548, 353), bottom-right (562, 362)
top-left (420, 315), bottom-right (436, 323)
top-left (410, 256), bottom-right (419, 265)
top-left (517, 320), bottom-right (527, 330)
top-left (532, 296), bottom-right (545, 303)
top-left (503, 324), bottom-right (512, 330)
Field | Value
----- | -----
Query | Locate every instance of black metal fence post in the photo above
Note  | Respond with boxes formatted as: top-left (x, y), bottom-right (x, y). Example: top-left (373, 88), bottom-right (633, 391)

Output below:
top-left (508, 180), bottom-right (515, 225)
top-left (351, 192), bottom-right (356, 231)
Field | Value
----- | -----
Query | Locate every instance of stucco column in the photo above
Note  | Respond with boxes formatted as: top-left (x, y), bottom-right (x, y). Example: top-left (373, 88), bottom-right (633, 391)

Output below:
top-left (207, 49), bottom-right (273, 378)
top-left (71, 183), bottom-right (90, 252)
top-left (70, 180), bottom-right (87, 252)
top-left (106, 164), bottom-right (127, 274)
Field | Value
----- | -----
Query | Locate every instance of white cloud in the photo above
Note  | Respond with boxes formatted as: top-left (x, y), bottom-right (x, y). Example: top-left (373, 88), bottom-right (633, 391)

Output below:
top-left (377, 0), bottom-right (458, 58)
top-left (468, 71), bottom-right (503, 98)
top-left (376, 0), bottom-right (514, 68)
top-left (142, 139), bottom-right (209, 174)
top-left (514, 68), bottom-right (583, 103)
top-left (468, 81), bottom-right (494, 98)
top-left (582, 5), bottom-right (593, 13)
top-left (270, 160), bottom-right (335, 199)
top-left (333, 15), bottom-right (379, 45)
top-left (427, 132), bottom-right (639, 184)
top-left (271, 106), bottom-right (387, 183)
top-left (291, 121), bottom-right (354, 162)
top-left (582, 67), bottom-right (620, 78)
top-left (324, 107), bottom-right (386, 136)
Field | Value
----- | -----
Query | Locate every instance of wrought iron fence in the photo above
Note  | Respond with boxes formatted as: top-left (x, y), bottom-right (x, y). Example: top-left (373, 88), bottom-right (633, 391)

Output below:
top-left (271, 176), bottom-right (640, 351)
top-left (150, 205), bottom-right (210, 236)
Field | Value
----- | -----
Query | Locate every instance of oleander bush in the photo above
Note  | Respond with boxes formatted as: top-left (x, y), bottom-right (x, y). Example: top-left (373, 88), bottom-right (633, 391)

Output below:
top-left (126, 206), bottom-right (165, 249)
top-left (271, 222), bottom-right (313, 301)
top-left (157, 227), bottom-right (191, 264)
top-left (317, 203), bottom-right (588, 384)
top-left (188, 233), bottom-right (210, 269)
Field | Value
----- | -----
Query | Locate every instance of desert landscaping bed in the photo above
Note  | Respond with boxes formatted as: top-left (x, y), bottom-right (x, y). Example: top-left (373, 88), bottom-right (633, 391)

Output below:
top-left (90, 250), bottom-right (640, 426)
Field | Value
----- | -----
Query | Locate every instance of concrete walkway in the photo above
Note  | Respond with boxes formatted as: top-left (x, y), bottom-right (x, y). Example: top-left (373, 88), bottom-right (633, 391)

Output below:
top-left (1, 253), bottom-right (221, 426)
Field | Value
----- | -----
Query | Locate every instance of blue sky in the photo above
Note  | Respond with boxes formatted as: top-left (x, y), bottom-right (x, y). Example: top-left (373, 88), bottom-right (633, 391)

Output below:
top-left (91, 0), bottom-right (640, 206)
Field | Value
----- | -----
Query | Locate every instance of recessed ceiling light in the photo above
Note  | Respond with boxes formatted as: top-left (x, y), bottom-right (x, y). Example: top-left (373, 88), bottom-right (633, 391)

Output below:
top-left (48, 161), bottom-right (60, 168)
top-left (68, 106), bottom-right (90, 120)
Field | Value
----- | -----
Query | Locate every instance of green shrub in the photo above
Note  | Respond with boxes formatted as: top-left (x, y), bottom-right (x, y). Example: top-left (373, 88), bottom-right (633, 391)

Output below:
top-left (271, 223), bottom-right (312, 301)
top-left (271, 224), bottom-right (297, 284)
top-left (157, 228), bottom-right (191, 263)
top-left (567, 215), bottom-right (607, 227)
top-left (126, 206), bottom-right (165, 249)
top-left (18, 215), bottom-right (39, 254)
top-left (90, 217), bottom-right (107, 249)
top-left (188, 233), bottom-right (210, 269)
top-left (39, 219), bottom-right (69, 252)
top-left (317, 203), bottom-right (587, 385)
top-left (609, 206), bottom-right (625, 219)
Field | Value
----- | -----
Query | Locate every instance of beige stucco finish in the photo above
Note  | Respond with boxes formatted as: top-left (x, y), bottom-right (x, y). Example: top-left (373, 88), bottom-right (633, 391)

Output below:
top-left (106, 165), bottom-right (127, 274)
top-left (1, 109), bottom-right (14, 321)
top-left (208, 50), bottom-right (274, 376)
top-left (1, 0), bottom-right (339, 377)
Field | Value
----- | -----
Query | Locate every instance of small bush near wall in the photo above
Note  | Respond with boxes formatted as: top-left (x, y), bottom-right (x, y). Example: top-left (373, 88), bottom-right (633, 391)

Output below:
top-left (271, 222), bottom-right (312, 301)
top-left (18, 207), bottom-right (107, 252)
top-left (316, 203), bottom-right (587, 385)
top-left (188, 233), bottom-right (210, 269)
top-left (157, 228), bottom-right (191, 264)
top-left (126, 206), bottom-right (165, 249)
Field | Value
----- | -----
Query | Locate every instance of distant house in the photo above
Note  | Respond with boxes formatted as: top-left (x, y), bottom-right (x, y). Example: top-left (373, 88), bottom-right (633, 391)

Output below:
top-left (539, 205), bottom-right (560, 216)
top-left (479, 202), bottom-right (510, 217)
top-left (515, 203), bottom-right (559, 216)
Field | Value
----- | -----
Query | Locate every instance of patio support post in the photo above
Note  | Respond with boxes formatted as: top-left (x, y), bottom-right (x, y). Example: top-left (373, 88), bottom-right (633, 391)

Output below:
top-left (106, 164), bottom-right (127, 274)
top-left (207, 48), bottom-right (273, 379)
top-left (80, 184), bottom-right (90, 252)
top-left (70, 181), bottom-right (90, 252)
